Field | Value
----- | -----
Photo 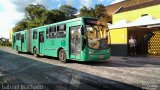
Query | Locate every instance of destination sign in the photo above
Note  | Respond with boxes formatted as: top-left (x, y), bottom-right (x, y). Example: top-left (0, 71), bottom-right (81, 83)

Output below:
top-left (84, 18), bottom-right (106, 26)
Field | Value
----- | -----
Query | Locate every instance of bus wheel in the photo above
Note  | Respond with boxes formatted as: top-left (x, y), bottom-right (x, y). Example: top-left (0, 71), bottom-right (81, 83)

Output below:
top-left (33, 48), bottom-right (38, 57)
top-left (59, 49), bottom-right (67, 63)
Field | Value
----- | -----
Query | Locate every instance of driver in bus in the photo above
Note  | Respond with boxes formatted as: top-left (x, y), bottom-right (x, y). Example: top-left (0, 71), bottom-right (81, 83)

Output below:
top-left (87, 27), bottom-right (100, 49)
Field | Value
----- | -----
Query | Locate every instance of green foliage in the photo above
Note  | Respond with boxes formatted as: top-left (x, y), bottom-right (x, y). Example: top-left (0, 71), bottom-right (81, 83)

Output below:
top-left (13, 4), bottom-right (108, 32)
top-left (59, 5), bottom-right (78, 19)
top-left (13, 19), bottom-right (28, 32)
top-left (27, 18), bottom-right (44, 28)
top-left (79, 4), bottom-right (109, 21)
top-left (79, 6), bottom-right (95, 17)
top-left (13, 4), bottom-right (46, 32)
top-left (13, 4), bottom-right (78, 32)
top-left (94, 4), bottom-right (106, 20)
top-left (25, 4), bottom-right (46, 20)
top-left (43, 9), bottom-right (66, 24)
top-left (24, 4), bottom-right (46, 28)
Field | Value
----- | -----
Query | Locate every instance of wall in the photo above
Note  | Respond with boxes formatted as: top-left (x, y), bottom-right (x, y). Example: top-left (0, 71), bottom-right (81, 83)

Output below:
top-left (9, 29), bottom-right (13, 43)
top-left (113, 5), bottom-right (160, 23)
top-left (110, 28), bottom-right (128, 56)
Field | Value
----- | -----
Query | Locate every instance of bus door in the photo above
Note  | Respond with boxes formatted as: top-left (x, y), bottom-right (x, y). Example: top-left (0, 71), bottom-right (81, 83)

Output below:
top-left (16, 33), bottom-right (21, 51)
top-left (70, 26), bottom-right (81, 59)
top-left (21, 34), bottom-right (25, 51)
top-left (39, 31), bottom-right (45, 54)
top-left (12, 35), bottom-right (16, 49)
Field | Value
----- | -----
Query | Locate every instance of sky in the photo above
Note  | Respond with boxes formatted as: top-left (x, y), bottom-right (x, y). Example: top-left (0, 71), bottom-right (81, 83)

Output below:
top-left (0, 0), bottom-right (124, 39)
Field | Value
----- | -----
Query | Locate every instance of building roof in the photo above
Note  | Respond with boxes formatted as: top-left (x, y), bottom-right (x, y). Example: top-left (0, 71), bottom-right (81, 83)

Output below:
top-left (105, 0), bottom-right (152, 16)
top-left (116, 0), bottom-right (160, 13)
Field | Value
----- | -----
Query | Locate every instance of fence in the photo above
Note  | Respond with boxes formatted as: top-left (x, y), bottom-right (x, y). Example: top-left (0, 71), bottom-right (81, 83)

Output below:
top-left (0, 42), bottom-right (12, 47)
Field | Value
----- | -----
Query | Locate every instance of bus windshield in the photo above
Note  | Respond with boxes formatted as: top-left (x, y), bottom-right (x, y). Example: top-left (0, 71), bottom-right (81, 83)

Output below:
top-left (86, 23), bottom-right (110, 50)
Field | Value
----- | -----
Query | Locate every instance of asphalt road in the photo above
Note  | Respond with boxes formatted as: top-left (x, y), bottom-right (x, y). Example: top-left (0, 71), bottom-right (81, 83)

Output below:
top-left (0, 47), bottom-right (160, 90)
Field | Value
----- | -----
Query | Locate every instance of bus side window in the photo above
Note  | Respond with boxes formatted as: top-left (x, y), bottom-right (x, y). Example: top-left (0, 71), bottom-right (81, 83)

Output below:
top-left (40, 32), bottom-right (44, 42)
top-left (46, 28), bottom-right (49, 38)
top-left (49, 26), bottom-right (56, 38)
top-left (21, 34), bottom-right (24, 42)
top-left (57, 24), bottom-right (66, 38)
top-left (33, 30), bottom-right (37, 39)
top-left (16, 33), bottom-right (21, 40)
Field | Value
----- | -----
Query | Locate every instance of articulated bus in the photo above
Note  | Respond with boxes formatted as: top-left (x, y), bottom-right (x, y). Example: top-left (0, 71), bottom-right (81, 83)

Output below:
top-left (12, 17), bottom-right (111, 63)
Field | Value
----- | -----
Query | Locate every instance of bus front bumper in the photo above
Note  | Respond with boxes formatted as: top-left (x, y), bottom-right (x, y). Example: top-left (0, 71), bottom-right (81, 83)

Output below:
top-left (85, 54), bottom-right (110, 61)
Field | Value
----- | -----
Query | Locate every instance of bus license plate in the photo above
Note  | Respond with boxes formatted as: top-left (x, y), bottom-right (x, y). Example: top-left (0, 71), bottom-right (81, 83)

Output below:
top-left (99, 55), bottom-right (104, 58)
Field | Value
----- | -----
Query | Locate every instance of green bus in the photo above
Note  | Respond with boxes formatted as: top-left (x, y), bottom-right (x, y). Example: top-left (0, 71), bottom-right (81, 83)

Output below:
top-left (12, 17), bottom-right (111, 63)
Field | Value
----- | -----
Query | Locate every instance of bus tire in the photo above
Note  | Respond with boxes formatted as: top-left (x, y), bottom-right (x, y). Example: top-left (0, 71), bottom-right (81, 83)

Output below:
top-left (58, 49), bottom-right (67, 63)
top-left (33, 48), bottom-right (38, 57)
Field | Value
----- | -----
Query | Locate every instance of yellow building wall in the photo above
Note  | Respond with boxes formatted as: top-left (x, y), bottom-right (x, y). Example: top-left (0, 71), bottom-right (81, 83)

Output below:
top-left (110, 28), bottom-right (128, 44)
top-left (113, 5), bottom-right (160, 23)
top-left (9, 29), bottom-right (13, 43)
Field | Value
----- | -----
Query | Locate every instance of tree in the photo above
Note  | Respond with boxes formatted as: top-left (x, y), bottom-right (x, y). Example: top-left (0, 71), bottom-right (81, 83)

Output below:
top-left (24, 4), bottom-right (47, 28)
top-left (13, 19), bottom-right (28, 32)
top-left (13, 4), bottom-right (78, 32)
top-left (79, 6), bottom-right (95, 17)
top-left (43, 9), bottom-right (66, 24)
top-left (27, 18), bottom-right (44, 28)
top-left (25, 4), bottom-right (46, 20)
top-left (94, 4), bottom-right (107, 20)
top-left (13, 4), bottom-right (47, 31)
top-left (59, 5), bottom-right (77, 19)
top-left (79, 4), bottom-right (109, 21)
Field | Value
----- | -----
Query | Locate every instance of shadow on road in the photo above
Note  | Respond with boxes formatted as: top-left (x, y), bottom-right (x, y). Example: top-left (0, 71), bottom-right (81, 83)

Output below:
top-left (0, 50), bottom-right (141, 90)
top-left (8, 50), bottom-right (160, 68)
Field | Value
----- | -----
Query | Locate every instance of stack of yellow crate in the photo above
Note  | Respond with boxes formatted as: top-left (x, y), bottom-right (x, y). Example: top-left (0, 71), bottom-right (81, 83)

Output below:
top-left (148, 30), bottom-right (160, 55)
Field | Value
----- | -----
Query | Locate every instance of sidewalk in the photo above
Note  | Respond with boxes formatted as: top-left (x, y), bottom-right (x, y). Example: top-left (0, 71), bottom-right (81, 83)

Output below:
top-left (110, 55), bottom-right (160, 61)
top-left (109, 56), bottom-right (160, 67)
